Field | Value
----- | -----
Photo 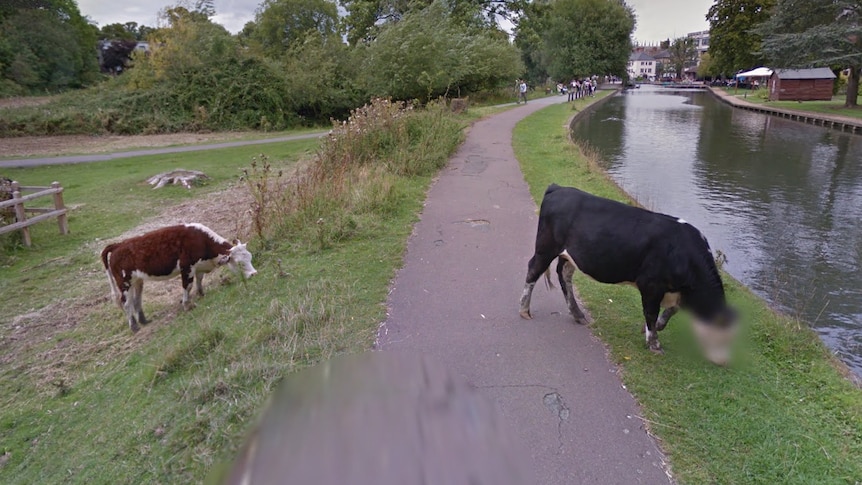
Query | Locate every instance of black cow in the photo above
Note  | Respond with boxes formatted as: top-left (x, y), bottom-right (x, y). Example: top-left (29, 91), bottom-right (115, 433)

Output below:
top-left (519, 184), bottom-right (737, 364)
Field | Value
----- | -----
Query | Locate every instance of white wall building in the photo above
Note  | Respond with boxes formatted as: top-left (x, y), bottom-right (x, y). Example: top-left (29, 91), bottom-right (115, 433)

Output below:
top-left (627, 52), bottom-right (656, 80)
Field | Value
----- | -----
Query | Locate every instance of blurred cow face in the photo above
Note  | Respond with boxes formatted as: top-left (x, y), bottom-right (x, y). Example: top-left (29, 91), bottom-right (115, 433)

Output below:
top-left (693, 307), bottom-right (738, 366)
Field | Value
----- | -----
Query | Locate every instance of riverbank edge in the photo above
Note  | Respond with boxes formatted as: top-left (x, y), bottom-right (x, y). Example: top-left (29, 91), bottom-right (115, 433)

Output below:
top-left (707, 86), bottom-right (862, 134)
top-left (565, 89), bottom-right (862, 388)
top-left (515, 98), bottom-right (862, 483)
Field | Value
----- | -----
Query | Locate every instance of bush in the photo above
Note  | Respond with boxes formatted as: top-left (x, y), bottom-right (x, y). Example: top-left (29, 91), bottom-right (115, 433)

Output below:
top-left (243, 98), bottom-right (463, 251)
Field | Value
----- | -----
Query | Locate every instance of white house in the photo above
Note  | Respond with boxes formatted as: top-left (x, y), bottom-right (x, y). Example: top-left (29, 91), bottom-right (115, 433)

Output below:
top-left (627, 52), bottom-right (656, 80)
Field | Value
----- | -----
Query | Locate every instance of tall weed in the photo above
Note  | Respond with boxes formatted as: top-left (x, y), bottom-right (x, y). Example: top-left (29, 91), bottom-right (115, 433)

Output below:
top-left (243, 98), bottom-right (463, 251)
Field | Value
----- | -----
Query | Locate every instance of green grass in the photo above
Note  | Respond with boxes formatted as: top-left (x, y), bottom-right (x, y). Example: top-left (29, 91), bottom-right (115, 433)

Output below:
top-left (513, 100), bottom-right (862, 484)
top-left (721, 87), bottom-right (862, 119)
top-left (0, 103), bottom-right (464, 483)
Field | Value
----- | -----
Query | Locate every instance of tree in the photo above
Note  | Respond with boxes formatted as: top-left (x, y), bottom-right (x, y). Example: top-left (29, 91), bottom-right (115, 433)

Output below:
top-left (758, 0), bottom-right (861, 107)
top-left (697, 52), bottom-right (719, 79)
top-left (706, 0), bottom-right (775, 76)
top-left (668, 36), bottom-right (697, 80)
top-left (244, 0), bottom-right (340, 57)
top-left (340, 0), bottom-right (520, 45)
top-left (540, 0), bottom-right (635, 81)
top-left (0, 3), bottom-right (99, 92)
top-left (359, 0), bottom-right (523, 100)
top-left (513, 0), bottom-right (551, 84)
top-left (100, 22), bottom-right (137, 40)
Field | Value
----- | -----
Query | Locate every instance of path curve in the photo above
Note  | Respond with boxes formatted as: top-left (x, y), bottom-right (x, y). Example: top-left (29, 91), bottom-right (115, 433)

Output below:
top-left (0, 132), bottom-right (326, 168)
top-left (378, 95), bottom-right (672, 484)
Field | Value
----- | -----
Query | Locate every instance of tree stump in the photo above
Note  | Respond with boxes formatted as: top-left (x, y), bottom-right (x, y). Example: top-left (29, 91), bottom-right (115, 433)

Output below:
top-left (147, 169), bottom-right (208, 189)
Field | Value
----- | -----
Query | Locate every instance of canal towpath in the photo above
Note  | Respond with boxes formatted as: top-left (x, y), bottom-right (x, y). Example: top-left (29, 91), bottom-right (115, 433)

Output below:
top-left (377, 94), bottom-right (672, 483)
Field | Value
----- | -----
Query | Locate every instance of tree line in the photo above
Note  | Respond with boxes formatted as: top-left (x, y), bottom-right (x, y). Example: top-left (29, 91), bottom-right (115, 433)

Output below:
top-left (0, 0), bottom-right (637, 134)
top-left (706, 0), bottom-right (861, 107)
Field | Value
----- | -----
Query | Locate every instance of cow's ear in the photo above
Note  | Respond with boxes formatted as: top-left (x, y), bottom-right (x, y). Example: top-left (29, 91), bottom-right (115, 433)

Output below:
top-left (232, 238), bottom-right (241, 246)
top-left (217, 254), bottom-right (231, 265)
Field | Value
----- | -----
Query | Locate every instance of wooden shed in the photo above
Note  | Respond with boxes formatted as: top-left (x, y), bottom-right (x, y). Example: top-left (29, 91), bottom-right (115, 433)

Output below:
top-left (768, 68), bottom-right (836, 101)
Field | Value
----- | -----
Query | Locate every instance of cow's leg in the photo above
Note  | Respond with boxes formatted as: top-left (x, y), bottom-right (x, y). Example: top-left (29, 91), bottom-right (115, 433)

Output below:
top-left (195, 273), bottom-right (205, 297)
top-left (520, 252), bottom-right (557, 319)
top-left (181, 269), bottom-right (195, 310)
top-left (132, 278), bottom-right (147, 325)
top-left (121, 280), bottom-right (139, 333)
top-left (655, 306), bottom-right (678, 331)
top-left (557, 258), bottom-right (587, 325)
top-left (639, 290), bottom-right (664, 353)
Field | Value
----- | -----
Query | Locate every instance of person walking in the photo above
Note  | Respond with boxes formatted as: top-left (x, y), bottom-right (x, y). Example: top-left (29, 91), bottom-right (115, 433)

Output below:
top-left (568, 78), bottom-right (576, 102)
top-left (518, 79), bottom-right (528, 104)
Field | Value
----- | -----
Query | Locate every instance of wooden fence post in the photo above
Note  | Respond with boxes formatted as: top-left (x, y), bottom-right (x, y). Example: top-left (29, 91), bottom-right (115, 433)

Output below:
top-left (52, 181), bottom-right (68, 235)
top-left (11, 181), bottom-right (31, 247)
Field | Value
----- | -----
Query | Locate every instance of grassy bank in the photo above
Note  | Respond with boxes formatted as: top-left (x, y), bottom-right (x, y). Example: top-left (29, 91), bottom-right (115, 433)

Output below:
top-left (0, 100), bottom-right (465, 482)
top-left (513, 101), bottom-right (862, 483)
top-left (720, 88), bottom-right (862, 119)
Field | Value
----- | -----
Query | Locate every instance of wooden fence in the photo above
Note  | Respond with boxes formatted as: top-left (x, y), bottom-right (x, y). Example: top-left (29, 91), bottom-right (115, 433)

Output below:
top-left (0, 181), bottom-right (69, 247)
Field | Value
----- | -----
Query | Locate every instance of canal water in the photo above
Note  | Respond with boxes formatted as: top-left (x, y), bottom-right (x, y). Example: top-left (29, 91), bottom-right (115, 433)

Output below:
top-left (571, 85), bottom-right (862, 375)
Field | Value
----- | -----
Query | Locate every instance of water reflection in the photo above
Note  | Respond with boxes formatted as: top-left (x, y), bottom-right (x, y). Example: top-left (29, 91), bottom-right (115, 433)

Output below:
top-left (572, 85), bottom-right (862, 375)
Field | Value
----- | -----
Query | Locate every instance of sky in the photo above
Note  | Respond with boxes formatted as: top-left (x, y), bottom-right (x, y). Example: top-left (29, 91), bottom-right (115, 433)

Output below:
top-left (78, 0), bottom-right (713, 43)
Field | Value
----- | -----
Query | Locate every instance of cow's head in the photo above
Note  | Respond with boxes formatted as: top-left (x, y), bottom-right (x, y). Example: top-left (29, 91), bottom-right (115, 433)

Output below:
top-left (219, 240), bottom-right (257, 279)
top-left (692, 306), bottom-right (738, 366)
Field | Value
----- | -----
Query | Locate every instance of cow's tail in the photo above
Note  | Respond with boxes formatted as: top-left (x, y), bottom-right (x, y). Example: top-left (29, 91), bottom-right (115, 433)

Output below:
top-left (101, 244), bottom-right (122, 308)
top-left (543, 265), bottom-right (554, 290)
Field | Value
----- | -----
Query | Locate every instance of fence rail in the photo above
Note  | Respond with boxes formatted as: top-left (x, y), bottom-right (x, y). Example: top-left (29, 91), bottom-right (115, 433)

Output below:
top-left (0, 181), bottom-right (68, 246)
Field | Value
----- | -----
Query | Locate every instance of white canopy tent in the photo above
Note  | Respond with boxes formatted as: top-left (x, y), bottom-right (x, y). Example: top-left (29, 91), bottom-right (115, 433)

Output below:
top-left (735, 67), bottom-right (773, 79)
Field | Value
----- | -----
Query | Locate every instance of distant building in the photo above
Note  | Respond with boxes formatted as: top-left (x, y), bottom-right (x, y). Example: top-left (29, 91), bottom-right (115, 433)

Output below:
top-left (768, 68), bottom-right (836, 101)
top-left (628, 52), bottom-right (656, 80)
top-left (686, 30), bottom-right (709, 66)
top-left (653, 50), bottom-right (671, 79)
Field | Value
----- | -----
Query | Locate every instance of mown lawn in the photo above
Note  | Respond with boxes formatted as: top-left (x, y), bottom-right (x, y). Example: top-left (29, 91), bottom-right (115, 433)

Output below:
top-left (721, 87), bottom-right (862, 119)
top-left (513, 100), bottom-right (862, 484)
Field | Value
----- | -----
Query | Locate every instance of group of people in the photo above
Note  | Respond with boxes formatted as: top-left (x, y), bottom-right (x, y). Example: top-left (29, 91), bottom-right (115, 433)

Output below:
top-left (557, 78), bottom-right (596, 101)
top-left (517, 76), bottom-right (599, 105)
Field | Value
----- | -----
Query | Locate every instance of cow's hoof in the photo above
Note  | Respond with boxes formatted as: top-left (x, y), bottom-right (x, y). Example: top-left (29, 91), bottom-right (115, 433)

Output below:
top-left (648, 342), bottom-right (663, 354)
top-left (130, 324), bottom-right (140, 333)
top-left (573, 315), bottom-right (588, 325)
top-left (519, 310), bottom-right (532, 320)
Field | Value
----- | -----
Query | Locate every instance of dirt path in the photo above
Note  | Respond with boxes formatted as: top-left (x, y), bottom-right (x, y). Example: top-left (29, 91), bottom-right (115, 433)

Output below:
top-left (378, 95), bottom-right (672, 483)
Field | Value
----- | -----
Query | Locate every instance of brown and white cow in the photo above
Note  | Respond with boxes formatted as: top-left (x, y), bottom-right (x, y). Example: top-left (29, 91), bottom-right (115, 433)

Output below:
top-left (101, 223), bottom-right (257, 332)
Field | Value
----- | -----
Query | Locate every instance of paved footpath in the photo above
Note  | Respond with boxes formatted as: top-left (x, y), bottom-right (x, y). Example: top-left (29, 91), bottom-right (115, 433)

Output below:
top-left (378, 95), bottom-right (672, 484)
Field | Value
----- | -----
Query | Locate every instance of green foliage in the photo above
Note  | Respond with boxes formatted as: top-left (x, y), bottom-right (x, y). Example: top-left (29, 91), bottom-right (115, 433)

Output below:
top-left (706, 0), bottom-right (774, 76)
top-left (359, 1), bottom-right (523, 100)
top-left (539, 0), bottom-right (634, 80)
top-left (697, 52), bottom-right (719, 79)
top-left (244, 0), bottom-right (340, 57)
top-left (513, 0), bottom-right (550, 84)
top-left (758, 0), bottom-right (862, 107)
top-left (668, 36), bottom-right (697, 80)
top-left (0, 0), bottom-right (100, 94)
top-left (258, 98), bottom-right (464, 251)
top-left (339, 0), bottom-right (509, 46)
